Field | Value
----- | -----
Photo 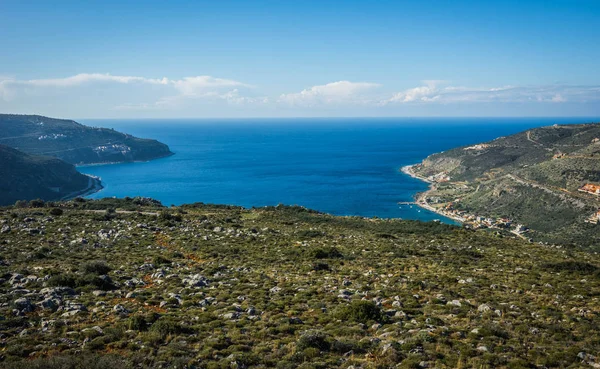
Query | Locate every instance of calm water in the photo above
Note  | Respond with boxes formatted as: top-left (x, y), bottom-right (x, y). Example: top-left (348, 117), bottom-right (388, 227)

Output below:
top-left (79, 117), bottom-right (595, 224)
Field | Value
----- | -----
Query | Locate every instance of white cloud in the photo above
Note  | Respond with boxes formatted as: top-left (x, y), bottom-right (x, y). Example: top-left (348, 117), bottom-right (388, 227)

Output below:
top-left (279, 81), bottom-right (381, 106)
top-left (2, 72), bottom-right (599, 117)
top-left (386, 80), bottom-right (441, 103)
top-left (172, 76), bottom-right (250, 96)
top-left (0, 73), bottom-right (248, 98)
top-left (2, 73), bottom-right (169, 89)
top-left (0, 73), bottom-right (255, 107)
top-left (383, 82), bottom-right (600, 105)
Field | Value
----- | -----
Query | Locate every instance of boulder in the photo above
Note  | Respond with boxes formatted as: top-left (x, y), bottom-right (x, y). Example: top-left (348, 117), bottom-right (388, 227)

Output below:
top-left (183, 274), bottom-right (209, 287)
top-left (14, 297), bottom-right (34, 313)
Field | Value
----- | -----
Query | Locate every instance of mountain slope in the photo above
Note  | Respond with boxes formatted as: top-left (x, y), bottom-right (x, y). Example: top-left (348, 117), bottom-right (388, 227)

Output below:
top-left (0, 145), bottom-right (101, 205)
top-left (0, 199), bottom-right (598, 368)
top-left (409, 122), bottom-right (600, 247)
top-left (0, 114), bottom-right (173, 165)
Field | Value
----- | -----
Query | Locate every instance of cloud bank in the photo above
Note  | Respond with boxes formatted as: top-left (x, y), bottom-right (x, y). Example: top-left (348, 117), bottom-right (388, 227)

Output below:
top-left (278, 81), bottom-right (381, 106)
top-left (1, 73), bottom-right (599, 117)
top-left (383, 81), bottom-right (600, 105)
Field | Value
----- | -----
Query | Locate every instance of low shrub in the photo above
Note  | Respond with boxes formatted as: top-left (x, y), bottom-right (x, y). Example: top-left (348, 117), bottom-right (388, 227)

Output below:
top-left (335, 300), bottom-right (383, 323)
top-left (81, 261), bottom-right (112, 275)
top-left (309, 247), bottom-right (343, 259)
top-left (296, 330), bottom-right (330, 351)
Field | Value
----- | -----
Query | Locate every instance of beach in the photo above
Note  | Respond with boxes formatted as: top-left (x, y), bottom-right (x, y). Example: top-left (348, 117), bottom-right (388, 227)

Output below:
top-left (400, 164), bottom-right (465, 224)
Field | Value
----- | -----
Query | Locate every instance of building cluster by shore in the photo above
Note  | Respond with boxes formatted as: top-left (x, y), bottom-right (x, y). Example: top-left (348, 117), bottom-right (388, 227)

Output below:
top-left (401, 164), bottom-right (529, 237)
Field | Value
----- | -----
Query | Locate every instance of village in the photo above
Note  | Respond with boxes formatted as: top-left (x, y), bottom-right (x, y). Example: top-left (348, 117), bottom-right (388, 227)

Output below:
top-left (418, 194), bottom-right (530, 236)
top-left (419, 180), bottom-right (600, 234)
top-left (412, 170), bottom-right (600, 239)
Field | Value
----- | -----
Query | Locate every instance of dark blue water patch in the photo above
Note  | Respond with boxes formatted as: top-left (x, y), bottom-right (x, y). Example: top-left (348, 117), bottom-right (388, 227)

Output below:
top-left (79, 117), bottom-right (597, 224)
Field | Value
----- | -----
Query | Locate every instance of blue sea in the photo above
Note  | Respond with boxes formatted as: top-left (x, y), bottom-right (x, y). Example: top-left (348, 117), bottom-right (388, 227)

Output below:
top-left (79, 117), bottom-right (596, 224)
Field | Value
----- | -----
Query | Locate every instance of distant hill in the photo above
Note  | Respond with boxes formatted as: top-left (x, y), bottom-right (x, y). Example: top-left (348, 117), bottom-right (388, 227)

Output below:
top-left (0, 114), bottom-right (173, 165)
top-left (0, 145), bottom-right (102, 205)
top-left (410, 122), bottom-right (600, 247)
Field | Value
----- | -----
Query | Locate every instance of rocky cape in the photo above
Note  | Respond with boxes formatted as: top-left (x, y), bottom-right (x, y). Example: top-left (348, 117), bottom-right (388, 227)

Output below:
top-left (0, 114), bottom-right (173, 165)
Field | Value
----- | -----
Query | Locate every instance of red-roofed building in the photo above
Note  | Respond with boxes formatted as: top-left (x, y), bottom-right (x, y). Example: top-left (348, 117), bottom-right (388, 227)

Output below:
top-left (579, 184), bottom-right (600, 195)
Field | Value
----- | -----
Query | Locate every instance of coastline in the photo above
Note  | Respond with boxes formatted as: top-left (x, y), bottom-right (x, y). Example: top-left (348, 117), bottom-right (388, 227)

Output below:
top-left (60, 175), bottom-right (104, 200)
top-left (400, 164), bottom-right (465, 224)
top-left (75, 152), bottom-right (174, 168)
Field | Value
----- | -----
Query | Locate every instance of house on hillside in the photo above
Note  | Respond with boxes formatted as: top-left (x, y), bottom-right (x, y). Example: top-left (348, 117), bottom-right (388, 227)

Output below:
top-left (585, 210), bottom-right (600, 224)
top-left (579, 184), bottom-right (600, 195)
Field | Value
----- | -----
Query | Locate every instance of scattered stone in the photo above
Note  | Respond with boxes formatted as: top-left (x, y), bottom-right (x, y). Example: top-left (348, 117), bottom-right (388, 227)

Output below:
top-left (14, 297), bottom-right (34, 313)
top-left (269, 286), bottom-right (281, 294)
top-left (113, 304), bottom-right (130, 315)
top-left (38, 297), bottom-right (61, 312)
top-left (183, 274), bottom-right (209, 287)
top-left (222, 312), bottom-right (241, 320)
top-left (447, 300), bottom-right (462, 307)
top-left (478, 304), bottom-right (491, 313)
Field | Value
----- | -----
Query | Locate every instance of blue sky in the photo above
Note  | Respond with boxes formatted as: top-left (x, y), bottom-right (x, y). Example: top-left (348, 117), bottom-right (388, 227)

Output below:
top-left (0, 0), bottom-right (599, 118)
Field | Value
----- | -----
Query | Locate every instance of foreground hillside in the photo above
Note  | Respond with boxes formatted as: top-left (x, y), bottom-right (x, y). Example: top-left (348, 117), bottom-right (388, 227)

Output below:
top-left (409, 123), bottom-right (600, 247)
top-left (0, 114), bottom-right (173, 165)
top-left (0, 145), bottom-right (101, 206)
top-left (0, 198), bottom-right (598, 369)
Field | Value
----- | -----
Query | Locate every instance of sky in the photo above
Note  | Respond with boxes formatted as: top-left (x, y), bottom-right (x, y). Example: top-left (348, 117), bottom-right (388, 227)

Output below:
top-left (0, 0), bottom-right (599, 118)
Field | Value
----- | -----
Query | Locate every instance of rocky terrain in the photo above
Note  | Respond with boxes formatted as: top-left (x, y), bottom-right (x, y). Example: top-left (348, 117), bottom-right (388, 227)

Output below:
top-left (410, 123), bottom-right (600, 247)
top-left (0, 114), bottom-right (173, 165)
top-left (0, 197), bottom-right (598, 368)
top-left (0, 145), bottom-right (101, 206)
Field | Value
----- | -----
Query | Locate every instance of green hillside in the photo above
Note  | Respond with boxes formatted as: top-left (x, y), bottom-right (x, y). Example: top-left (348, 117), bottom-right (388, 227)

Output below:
top-left (410, 123), bottom-right (600, 247)
top-left (0, 145), bottom-right (101, 206)
top-left (0, 198), bottom-right (598, 368)
top-left (0, 114), bottom-right (173, 165)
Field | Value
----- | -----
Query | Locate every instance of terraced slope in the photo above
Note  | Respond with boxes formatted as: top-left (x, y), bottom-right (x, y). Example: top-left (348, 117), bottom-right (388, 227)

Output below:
top-left (410, 123), bottom-right (600, 247)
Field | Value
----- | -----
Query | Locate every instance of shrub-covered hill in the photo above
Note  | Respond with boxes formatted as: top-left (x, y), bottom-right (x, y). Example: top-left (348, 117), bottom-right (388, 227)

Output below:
top-left (0, 145), bottom-right (101, 206)
top-left (411, 122), bottom-right (600, 247)
top-left (0, 114), bottom-right (173, 165)
top-left (0, 199), bottom-right (599, 368)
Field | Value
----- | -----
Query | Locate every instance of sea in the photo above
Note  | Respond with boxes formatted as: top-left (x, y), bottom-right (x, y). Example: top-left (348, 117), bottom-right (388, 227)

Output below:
top-left (79, 117), bottom-right (596, 224)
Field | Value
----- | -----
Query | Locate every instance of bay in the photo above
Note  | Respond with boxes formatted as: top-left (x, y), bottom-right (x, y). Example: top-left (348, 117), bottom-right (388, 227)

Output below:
top-left (79, 117), bottom-right (594, 224)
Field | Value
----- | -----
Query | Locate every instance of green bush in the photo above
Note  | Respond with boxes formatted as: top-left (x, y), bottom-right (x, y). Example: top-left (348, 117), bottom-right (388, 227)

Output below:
top-left (47, 274), bottom-right (77, 288)
top-left (49, 208), bottom-right (64, 216)
top-left (81, 260), bottom-right (112, 275)
top-left (542, 261), bottom-right (597, 273)
top-left (77, 274), bottom-right (115, 291)
top-left (28, 199), bottom-right (45, 208)
top-left (296, 330), bottom-right (330, 351)
top-left (152, 255), bottom-right (171, 265)
top-left (150, 318), bottom-right (183, 338)
top-left (159, 211), bottom-right (182, 222)
top-left (335, 300), bottom-right (383, 323)
top-left (128, 315), bottom-right (148, 331)
top-left (309, 247), bottom-right (343, 259)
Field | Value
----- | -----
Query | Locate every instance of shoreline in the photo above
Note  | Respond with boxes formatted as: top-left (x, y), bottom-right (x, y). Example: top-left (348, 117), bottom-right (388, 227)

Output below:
top-left (75, 152), bottom-right (174, 168)
top-left (400, 164), bottom-right (465, 224)
top-left (60, 175), bottom-right (104, 200)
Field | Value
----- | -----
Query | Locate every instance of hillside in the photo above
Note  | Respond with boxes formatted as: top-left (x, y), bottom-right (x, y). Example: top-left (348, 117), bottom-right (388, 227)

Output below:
top-left (0, 114), bottom-right (173, 165)
top-left (408, 122), bottom-right (600, 247)
top-left (0, 198), bottom-right (598, 368)
top-left (0, 145), bottom-right (101, 206)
